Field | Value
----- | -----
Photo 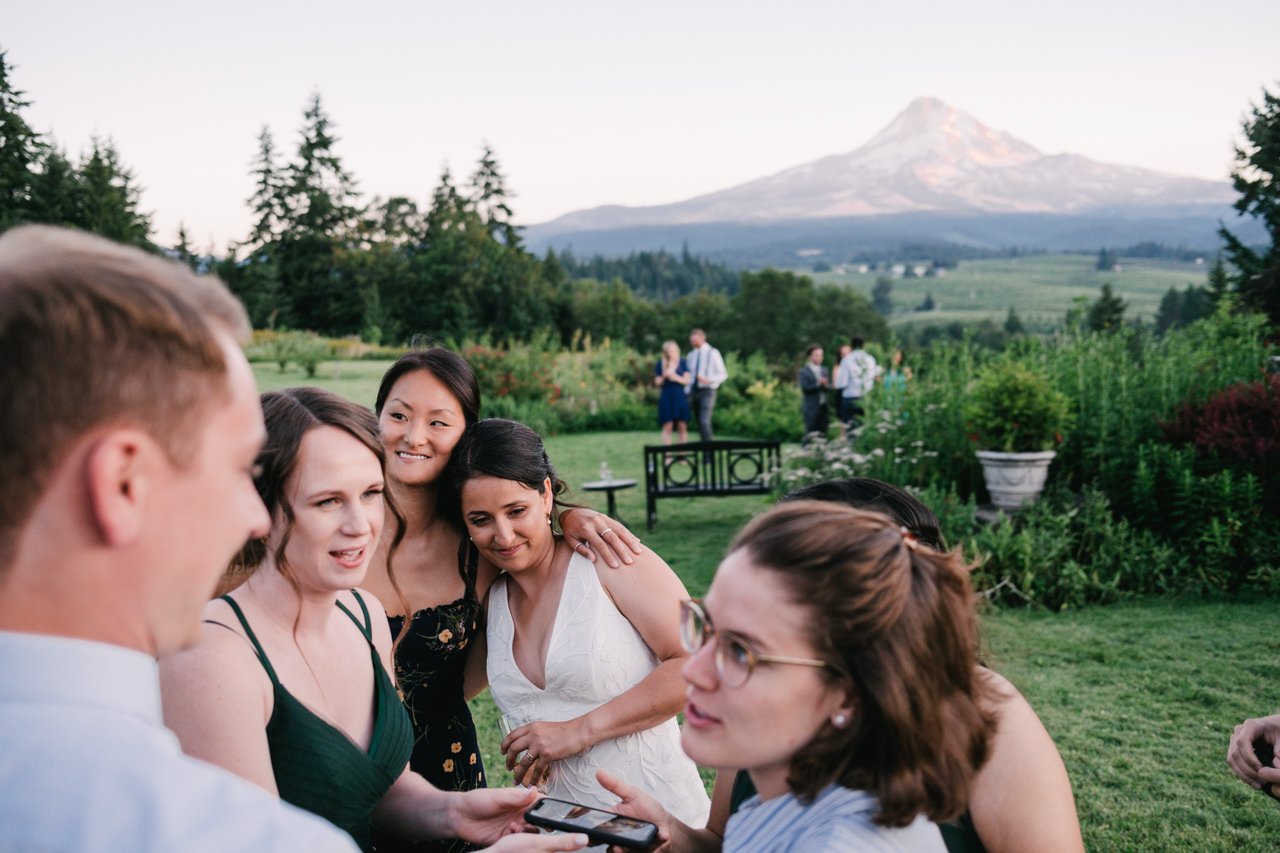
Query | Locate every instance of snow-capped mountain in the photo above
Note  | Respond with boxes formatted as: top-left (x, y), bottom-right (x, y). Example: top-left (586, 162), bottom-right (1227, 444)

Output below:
top-left (534, 97), bottom-right (1233, 233)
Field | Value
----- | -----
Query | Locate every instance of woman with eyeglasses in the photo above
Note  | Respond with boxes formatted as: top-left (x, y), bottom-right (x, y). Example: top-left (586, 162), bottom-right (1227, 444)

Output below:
top-left (450, 419), bottom-right (710, 828)
top-left (637, 501), bottom-right (993, 851)
top-left (600, 479), bottom-right (1081, 853)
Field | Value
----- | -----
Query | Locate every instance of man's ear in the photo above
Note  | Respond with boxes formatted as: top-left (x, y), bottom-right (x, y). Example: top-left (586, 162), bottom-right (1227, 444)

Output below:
top-left (85, 430), bottom-right (153, 547)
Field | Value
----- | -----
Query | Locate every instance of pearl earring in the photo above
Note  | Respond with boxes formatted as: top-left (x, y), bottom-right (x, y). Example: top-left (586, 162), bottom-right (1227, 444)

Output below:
top-left (833, 713), bottom-right (848, 727)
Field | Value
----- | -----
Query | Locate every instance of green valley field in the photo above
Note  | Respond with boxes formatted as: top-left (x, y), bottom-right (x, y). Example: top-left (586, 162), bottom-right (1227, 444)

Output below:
top-left (808, 252), bottom-right (1211, 328)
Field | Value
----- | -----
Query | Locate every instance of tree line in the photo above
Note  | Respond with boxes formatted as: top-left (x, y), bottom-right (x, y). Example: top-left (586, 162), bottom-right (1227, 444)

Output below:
top-left (2, 45), bottom-right (1276, 353)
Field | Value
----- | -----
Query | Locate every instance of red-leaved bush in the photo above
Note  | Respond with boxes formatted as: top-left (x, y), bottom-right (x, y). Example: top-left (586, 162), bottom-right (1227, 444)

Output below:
top-left (1161, 374), bottom-right (1280, 468)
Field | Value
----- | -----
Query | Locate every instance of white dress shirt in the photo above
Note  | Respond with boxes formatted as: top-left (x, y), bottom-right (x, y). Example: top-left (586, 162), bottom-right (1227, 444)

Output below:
top-left (0, 630), bottom-right (359, 853)
top-left (686, 343), bottom-right (728, 391)
top-left (836, 349), bottom-right (878, 399)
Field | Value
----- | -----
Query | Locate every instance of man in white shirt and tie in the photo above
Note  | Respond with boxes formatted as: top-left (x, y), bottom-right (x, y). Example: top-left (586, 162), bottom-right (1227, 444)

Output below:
top-left (835, 335), bottom-right (878, 441)
top-left (686, 328), bottom-right (728, 443)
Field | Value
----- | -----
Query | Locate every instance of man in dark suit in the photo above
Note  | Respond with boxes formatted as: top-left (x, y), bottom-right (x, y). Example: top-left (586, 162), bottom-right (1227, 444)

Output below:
top-left (797, 343), bottom-right (829, 445)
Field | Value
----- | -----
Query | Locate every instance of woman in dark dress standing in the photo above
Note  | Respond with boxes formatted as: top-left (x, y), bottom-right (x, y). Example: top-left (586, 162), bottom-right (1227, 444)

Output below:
top-left (654, 340), bottom-right (692, 445)
top-left (359, 350), bottom-right (644, 852)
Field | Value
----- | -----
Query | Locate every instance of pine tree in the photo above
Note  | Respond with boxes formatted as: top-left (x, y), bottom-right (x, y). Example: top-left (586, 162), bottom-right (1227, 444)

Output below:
top-left (872, 276), bottom-right (894, 315)
top-left (1004, 306), bottom-right (1025, 335)
top-left (281, 93), bottom-right (359, 239)
top-left (274, 93), bottom-right (363, 334)
top-left (173, 222), bottom-right (199, 270)
top-left (1180, 284), bottom-right (1211, 325)
top-left (76, 137), bottom-right (151, 247)
top-left (1219, 83), bottom-right (1280, 326)
top-left (1206, 254), bottom-right (1231, 305)
top-left (28, 143), bottom-right (81, 226)
top-left (1155, 287), bottom-right (1183, 333)
top-left (0, 48), bottom-right (46, 229)
top-left (1085, 282), bottom-right (1127, 333)
top-left (469, 143), bottom-right (521, 248)
top-left (245, 125), bottom-right (285, 250)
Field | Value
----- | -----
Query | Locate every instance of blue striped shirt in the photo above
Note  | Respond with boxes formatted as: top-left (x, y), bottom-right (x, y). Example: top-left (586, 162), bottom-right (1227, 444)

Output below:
top-left (724, 784), bottom-right (945, 852)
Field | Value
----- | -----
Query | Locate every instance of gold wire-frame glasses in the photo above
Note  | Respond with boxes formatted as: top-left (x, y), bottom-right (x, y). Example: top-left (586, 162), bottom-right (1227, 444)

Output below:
top-left (679, 598), bottom-right (842, 688)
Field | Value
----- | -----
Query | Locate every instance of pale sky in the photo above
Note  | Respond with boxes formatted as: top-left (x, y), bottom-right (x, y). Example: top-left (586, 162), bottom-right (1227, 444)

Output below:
top-left (5, 0), bottom-right (1278, 252)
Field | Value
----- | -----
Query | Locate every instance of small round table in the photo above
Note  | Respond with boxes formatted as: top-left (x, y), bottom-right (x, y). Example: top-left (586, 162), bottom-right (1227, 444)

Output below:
top-left (581, 477), bottom-right (638, 520)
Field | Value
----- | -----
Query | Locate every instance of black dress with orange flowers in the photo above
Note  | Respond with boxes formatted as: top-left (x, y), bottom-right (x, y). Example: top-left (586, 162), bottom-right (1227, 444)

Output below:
top-left (374, 590), bottom-right (485, 853)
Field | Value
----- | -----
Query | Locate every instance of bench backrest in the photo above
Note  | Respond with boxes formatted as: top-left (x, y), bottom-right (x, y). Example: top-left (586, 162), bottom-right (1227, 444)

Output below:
top-left (643, 440), bottom-right (781, 528)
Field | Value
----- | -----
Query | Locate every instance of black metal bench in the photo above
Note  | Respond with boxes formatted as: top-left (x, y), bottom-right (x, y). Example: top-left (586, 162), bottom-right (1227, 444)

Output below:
top-left (643, 440), bottom-right (782, 529)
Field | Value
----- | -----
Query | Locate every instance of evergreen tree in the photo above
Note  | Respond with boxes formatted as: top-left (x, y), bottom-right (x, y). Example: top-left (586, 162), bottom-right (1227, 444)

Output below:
top-left (1096, 248), bottom-right (1116, 271)
top-left (1085, 282), bottom-right (1127, 333)
top-left (1155, 287), bottom-right (1183, 334)
top-left (871, 276), bottom-right (894, 315)
top-left (77, 137), bottom-right (151, 247)
top-left (245, 125), bottom-right (285, 250)
top-left (0, 48), bottom-right (44, 229)
top-left (469, 143), bottom-right (520, 248)
top-left (1180, 284), bottom-right (1212, 326)
top-left (173, 222), bottom-right (199, 270)
top-left (1004, 306), bottom-right (1025, 335)
top-left (916, 292), bottom-right (936, 312)
top-left (1219, 83), bottom-right (1280, 326)
top-left (1206, 254), bottom-right (1231, 305)
top-left (274, 93), bottom-right (363, 334)
top-left (28, 143), bottom-right (80, 227)
top-left (281, 93), bottom-right (359, 237)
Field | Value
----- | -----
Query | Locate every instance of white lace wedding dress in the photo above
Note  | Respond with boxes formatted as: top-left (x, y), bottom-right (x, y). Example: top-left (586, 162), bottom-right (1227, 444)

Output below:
top-left (486, 552), bottom-right (710, 828)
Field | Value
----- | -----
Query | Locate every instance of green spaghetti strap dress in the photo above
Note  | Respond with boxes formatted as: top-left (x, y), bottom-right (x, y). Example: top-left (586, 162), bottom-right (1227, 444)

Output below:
top-left (219, 592), bottom-right (413, 852)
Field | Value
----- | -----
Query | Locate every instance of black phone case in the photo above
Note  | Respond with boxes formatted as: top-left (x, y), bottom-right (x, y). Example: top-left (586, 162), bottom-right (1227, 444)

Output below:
top-left (525, 799), bottom-right (658, 849)
top-left (1254, 739), bottom-right (1280, 800)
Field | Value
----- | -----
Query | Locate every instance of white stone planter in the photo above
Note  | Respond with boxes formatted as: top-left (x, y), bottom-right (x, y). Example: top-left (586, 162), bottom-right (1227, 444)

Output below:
top-left (975, 450), bottom-right (1056, 511)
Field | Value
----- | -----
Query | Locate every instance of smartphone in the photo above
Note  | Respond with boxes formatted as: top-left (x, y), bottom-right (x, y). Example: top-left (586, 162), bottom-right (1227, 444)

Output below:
top-left (525, 797), bottom-right (658, 849)
top-left (1254, 739), bottom-right (1280, 800)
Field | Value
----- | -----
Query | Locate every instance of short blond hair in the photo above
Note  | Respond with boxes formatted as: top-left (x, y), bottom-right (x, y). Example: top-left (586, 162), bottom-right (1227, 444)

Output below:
top-left (0, 225), bottom-right (251, 560)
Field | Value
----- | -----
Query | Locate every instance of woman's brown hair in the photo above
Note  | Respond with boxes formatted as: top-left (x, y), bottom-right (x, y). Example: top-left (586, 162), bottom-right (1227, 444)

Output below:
top-left (729, 501), bottom-right (995, 826)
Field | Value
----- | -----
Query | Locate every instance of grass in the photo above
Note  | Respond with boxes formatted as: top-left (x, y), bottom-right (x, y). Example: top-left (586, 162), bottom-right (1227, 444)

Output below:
top-left (808, 252), bottom-right (1211, 327)
top-left (252, 359), bottom-right (392, 409)
top-left (983, 602), bottom-right (1280, 852)
top-left (249, 359), bottom-right (1280, 849)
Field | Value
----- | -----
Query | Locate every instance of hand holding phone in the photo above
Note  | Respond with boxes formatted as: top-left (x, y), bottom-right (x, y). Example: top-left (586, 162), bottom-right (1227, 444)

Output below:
top-left (525, 798), bottom-right (658, 850)
top-left (1254, 738), bottom-right (1280, 800)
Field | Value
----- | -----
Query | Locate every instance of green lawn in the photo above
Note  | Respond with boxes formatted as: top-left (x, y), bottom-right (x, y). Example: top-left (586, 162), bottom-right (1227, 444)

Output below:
top-left (809, 253), bottom-right (1210, 327)
top-left (250, 366), bottom-right (1280, 849)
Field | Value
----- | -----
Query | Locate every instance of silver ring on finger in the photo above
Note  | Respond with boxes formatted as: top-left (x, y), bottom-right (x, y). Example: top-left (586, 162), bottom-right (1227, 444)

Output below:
top-left (600, 528), bottom-right (614, 536)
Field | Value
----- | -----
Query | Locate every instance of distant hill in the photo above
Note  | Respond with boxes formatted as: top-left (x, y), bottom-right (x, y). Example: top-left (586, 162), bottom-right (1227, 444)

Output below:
top-left (526, 98), bottom-right (1260, 263)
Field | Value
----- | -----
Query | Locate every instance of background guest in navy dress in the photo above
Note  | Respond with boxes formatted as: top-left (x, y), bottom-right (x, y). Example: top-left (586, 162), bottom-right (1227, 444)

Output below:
top-left (655, 340), bottom-right (692, 445)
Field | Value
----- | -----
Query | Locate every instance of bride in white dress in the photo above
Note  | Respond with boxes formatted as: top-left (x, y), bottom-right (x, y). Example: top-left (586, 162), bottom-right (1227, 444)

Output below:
top-left (454, 419), bottom-right (710, 829)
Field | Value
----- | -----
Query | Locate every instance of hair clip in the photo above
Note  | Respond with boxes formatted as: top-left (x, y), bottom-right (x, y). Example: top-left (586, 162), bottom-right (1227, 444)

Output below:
top-left (900, 527), bottom-right (919, 552)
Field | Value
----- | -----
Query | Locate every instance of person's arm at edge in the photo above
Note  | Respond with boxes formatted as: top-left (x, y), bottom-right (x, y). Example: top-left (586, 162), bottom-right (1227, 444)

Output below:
top-left (969, 668), bottom-right (1083, 853)
top-left (158, 607), bottom-right (279, 795)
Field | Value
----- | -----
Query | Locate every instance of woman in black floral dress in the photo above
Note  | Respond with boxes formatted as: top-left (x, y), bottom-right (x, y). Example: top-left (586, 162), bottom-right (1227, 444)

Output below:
top-left (361, 349), bottom-right (642, 852)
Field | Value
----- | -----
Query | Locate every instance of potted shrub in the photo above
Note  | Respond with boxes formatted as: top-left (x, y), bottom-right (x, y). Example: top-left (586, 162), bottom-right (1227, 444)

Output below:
top-left (964, 362), bottom-right (1070, 510)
